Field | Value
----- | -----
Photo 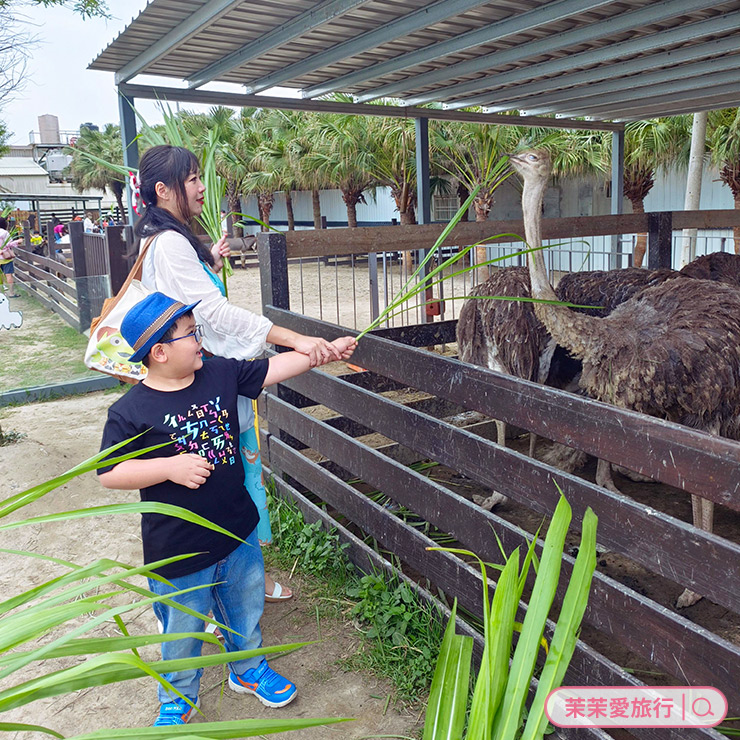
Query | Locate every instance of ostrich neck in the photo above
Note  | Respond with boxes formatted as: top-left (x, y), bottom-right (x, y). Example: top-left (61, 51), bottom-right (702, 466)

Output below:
top-left (524, 175), bottom-right (598, 361)
top-left (523, 178), bottom-right (557, 302)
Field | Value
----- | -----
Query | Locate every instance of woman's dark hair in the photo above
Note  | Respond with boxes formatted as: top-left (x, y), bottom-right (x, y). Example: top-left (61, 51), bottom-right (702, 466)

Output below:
top-left (134, 145), bottom-right (213, 266)
top-left (0, 217), bottom-right (7, 230)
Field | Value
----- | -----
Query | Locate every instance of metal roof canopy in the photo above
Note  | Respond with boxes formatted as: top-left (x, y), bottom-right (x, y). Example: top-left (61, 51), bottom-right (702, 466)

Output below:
top-left (90, 0), bottom-right (740, 123)
top-left (89, 0), bottom-right (740, 225)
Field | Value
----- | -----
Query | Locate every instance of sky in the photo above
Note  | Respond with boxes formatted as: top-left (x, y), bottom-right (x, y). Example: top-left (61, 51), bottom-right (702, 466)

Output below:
top-left (5, 1), bottom-right (152, 144)
top-left (4, 0), bottom-right (298, 146)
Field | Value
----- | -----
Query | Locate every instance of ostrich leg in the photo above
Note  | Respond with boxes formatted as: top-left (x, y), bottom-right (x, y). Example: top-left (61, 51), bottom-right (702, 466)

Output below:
top-left (473, 420), bottom-right (509, 510)
top-left (595, 457), bottom-right (621, 494)
top-left (676, 496), bottom-right (714, 608)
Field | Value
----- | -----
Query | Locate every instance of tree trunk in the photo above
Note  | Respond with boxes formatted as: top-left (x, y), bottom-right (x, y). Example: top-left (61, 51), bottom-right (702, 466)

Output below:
top-left (457, 182), bottom-right (470, 222)
top-left (227, 188), bottom-right (243, 237)
top-left (342, 188), bottom-right (363, 228)
top-left (312, 190), bottom-right (322, 229)
top-left (258, 192), bottom-right (274, 230)
top-left (285, 191), bottom-right (295, 231)
top-left (474, 192), bottom-right (492, 281)
top-left (734, 193), bottom-right (740, 254)
top-left (630, 198), bottom-right (647, 267)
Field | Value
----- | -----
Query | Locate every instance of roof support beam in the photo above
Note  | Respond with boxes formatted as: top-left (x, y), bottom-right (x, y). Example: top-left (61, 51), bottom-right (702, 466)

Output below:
top-left (186, 0), bottom-right (370, 89)
top-left (560, 80), bottom-right (740, 120)
top-left (114, 0), bottom-right (244, 84)
top-left (118, 82), bottom-right (624, 132)
top-left (460, 35), bottom-right (740, 113)
top-left (243, 0), bottom-right (492, 95)
top-left (359, 0), bottom-right (720, 105)
top-left (520, 63), bottom-right (740, 117)
top-left (616, 95), bottom-right (740, 121)
top-left (302, 0), bottom-right (615, 99)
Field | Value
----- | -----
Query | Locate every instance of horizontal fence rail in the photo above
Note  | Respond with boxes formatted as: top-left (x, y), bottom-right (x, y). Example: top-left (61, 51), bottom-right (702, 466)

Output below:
top-left (282, 209), bottom-right (740, 258)
top-left (258, 305), bottom-right (737, 739)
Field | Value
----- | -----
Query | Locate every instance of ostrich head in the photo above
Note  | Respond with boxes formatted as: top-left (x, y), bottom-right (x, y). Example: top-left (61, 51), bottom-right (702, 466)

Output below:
top-left (509, 149), bottom-right (552, 183)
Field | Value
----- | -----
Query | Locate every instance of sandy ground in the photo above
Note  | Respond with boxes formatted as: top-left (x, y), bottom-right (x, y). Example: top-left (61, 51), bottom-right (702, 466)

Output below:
top-left (0, 393), bottom-right (422, 738)
top-left (0, 260), bottom-right (430, 737)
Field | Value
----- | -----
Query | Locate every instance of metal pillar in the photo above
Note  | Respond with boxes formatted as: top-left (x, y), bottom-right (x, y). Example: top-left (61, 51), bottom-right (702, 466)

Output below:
top-left (611, 129), bottom-right (625, 268)
top-left (415, 118), bottom-right (435, 324)
top-left (118, 89), bottom-right (140, 225)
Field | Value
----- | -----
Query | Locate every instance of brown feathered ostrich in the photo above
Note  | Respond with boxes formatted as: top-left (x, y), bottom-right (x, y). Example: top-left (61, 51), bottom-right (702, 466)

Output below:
top-left (680, 250), bottom-right (740, 284)
top-left (456, 257), bottom-right (683, 509)
top-left (513, 149), bottom-right (740, 608)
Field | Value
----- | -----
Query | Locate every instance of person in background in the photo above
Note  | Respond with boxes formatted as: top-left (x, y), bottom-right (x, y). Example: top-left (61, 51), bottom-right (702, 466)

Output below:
top-left (83, 212), bottom-right (96, 232)
top-left (0, 217), bottom-right (20, 298)
top-left (135, 144), bottom-right (344, 602)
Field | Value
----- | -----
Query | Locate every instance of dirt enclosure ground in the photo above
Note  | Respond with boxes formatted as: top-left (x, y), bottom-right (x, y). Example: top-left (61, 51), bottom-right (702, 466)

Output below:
top-left (2, 262), bottom-right (740, 735)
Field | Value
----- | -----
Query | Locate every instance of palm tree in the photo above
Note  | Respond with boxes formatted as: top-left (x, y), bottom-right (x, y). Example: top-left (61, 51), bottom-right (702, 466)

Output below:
top-left (66, 124), bottom-right (127, 219)
top-left (181, 107), bottom-right (246, 235)
top-left (621, 117), bottom-right (691, 266)
top-left (708, 108), bottom-right (740, 252)
top-left (431, 118), bottom-right (519, 277)
top-left (304, 98), bottom-right (377, 228)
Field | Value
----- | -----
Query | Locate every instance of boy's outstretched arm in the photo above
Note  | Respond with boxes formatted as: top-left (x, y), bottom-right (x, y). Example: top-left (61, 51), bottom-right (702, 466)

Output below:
top-left (99, 454), bottom-right (214, 491)
top-left (263, 336), bottom-right (357, 387)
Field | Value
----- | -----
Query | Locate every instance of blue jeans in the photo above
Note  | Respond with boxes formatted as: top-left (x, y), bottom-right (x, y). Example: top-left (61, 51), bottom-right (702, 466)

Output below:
top-left (147, 529), bottom-right (265, 703)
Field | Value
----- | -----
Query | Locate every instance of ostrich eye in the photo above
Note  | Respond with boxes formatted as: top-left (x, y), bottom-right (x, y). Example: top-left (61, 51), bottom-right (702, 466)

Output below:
top-left (527, 154), bottom-right (538, 161)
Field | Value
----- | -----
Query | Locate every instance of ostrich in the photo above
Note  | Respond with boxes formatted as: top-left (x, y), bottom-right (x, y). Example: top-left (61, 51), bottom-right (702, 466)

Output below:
top-left (457, 259), bottom-right (683, 508)
top-left (512, 149), bottom-right (740, 608)
top-left (680, 250), bottom-right (740, 284)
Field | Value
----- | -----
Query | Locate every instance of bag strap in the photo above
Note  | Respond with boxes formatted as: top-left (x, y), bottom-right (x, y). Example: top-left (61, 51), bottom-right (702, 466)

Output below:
top-left (119, 234), bottom-right (157, 293)
top-left (90, 235), bottom-right (157, 329)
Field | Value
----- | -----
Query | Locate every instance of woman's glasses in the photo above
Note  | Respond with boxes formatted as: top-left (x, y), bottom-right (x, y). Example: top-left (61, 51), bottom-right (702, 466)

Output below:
top-left (161, 325), bottom-right (203, 345)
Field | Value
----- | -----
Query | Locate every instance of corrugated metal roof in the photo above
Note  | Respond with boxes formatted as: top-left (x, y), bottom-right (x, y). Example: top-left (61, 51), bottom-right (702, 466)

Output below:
top-left (89, 0), bottom-right (740, 122)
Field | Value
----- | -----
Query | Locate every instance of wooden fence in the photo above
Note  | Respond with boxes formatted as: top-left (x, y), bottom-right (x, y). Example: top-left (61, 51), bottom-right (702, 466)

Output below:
top-left (13, 221), bottom-right (132, 332)
top-left (255, 213), bottom-right (740, 740)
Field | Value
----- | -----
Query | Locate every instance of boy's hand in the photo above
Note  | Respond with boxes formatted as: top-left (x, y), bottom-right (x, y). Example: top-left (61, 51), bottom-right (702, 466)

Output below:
top-left (168, 454), bottom-right (214, 489)
top-left (292, 335), bottom-right (342, 366)
top-left (330, 336), bottom-right (358, 361)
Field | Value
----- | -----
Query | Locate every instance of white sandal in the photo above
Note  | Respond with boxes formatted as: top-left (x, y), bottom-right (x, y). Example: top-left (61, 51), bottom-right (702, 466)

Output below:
top-left (265, 581), bottom-right (293, 602)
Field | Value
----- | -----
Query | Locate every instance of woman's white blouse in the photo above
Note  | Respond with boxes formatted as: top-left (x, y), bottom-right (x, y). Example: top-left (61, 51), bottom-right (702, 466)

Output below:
top-left (140, 230), bottom-right (273, 361)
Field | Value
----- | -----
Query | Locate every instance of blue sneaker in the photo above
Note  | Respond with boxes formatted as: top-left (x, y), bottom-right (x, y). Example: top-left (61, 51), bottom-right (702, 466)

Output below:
top-left (228, 659), bottom-right (297, 707)
top-left (153, 696), bottom-right (200, 726)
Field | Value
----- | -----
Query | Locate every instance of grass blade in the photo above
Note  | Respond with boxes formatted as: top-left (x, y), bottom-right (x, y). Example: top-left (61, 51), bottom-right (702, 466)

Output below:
top-left (422, 599), bottom-right (472, 740)
top-left (520, 507), bottom-right (598, 740)
top-left (492, 496), bottom-right (572, 740)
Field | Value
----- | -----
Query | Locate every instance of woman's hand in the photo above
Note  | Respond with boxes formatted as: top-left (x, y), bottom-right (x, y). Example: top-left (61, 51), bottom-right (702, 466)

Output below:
top-left (210, 235), bottom-right (230, 272)
top-left (292, 334), bottom-right (343, 367)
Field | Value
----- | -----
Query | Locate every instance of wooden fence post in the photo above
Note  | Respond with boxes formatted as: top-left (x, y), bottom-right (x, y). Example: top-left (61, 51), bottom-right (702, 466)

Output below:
top-left (22, 221), bottom-right (31, 251)
top-left (647, 211), bottom-right (673, 269)
top-left (69, 220), bottom-right (92, 331)
top-left (105, 224), bottom-right (132, 294)
top-left (45, 220), bottom-right (55, 257)
top-left (258, 231), bottom-right (290, 317)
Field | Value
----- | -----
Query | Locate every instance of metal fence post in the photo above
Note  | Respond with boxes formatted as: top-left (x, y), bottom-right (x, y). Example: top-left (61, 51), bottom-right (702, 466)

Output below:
top-left (647, 212), bottom-right (673, 270)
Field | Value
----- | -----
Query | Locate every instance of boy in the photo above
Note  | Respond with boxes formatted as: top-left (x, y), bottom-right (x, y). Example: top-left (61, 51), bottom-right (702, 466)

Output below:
top-left (98, 292), bottom-right (356, 726)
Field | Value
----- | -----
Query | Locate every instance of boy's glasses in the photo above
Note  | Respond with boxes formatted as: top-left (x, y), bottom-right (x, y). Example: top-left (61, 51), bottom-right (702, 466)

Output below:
top-left (161, 325), bottom-right (203, 345)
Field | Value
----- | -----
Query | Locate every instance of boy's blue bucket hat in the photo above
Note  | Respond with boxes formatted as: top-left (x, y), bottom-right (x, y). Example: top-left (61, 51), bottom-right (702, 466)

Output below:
top-left (122, 292), bottom-right (200, 364)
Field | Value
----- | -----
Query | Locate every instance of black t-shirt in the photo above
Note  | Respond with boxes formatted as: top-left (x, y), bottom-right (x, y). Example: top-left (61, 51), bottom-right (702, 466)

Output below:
top-left (98, 357), bottom-right (269, 578)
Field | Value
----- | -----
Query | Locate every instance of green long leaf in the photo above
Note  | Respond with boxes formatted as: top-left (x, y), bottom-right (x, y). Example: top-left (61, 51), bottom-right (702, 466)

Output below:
top-left (422, 599), bottom-right (472, 740)
top-left (0, 502), bottom-right (245, 544)
top-left (0, 722), bottom-right (63, 738)
top-left (467, 550), bottom-right (520, 740)
top-left (66, 716), bottom-right (350, 739)
top-left (492, 496), bottom-right (572, 740)
top-left (520, 507), bottom-right (598, 740)
top-left (0, 641), bottom-right (310, 712)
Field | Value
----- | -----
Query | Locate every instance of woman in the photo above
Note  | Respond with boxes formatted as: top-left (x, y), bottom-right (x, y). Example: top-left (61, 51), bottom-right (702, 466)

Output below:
top-left (0, 217), bottom-right (20, 298)
top-left (135, 144), bottom-right (342, 601)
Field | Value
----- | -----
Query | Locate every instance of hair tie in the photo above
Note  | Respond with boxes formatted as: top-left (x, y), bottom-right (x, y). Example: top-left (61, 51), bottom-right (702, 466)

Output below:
top-left (128, 171), bottom-right (143, 215)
